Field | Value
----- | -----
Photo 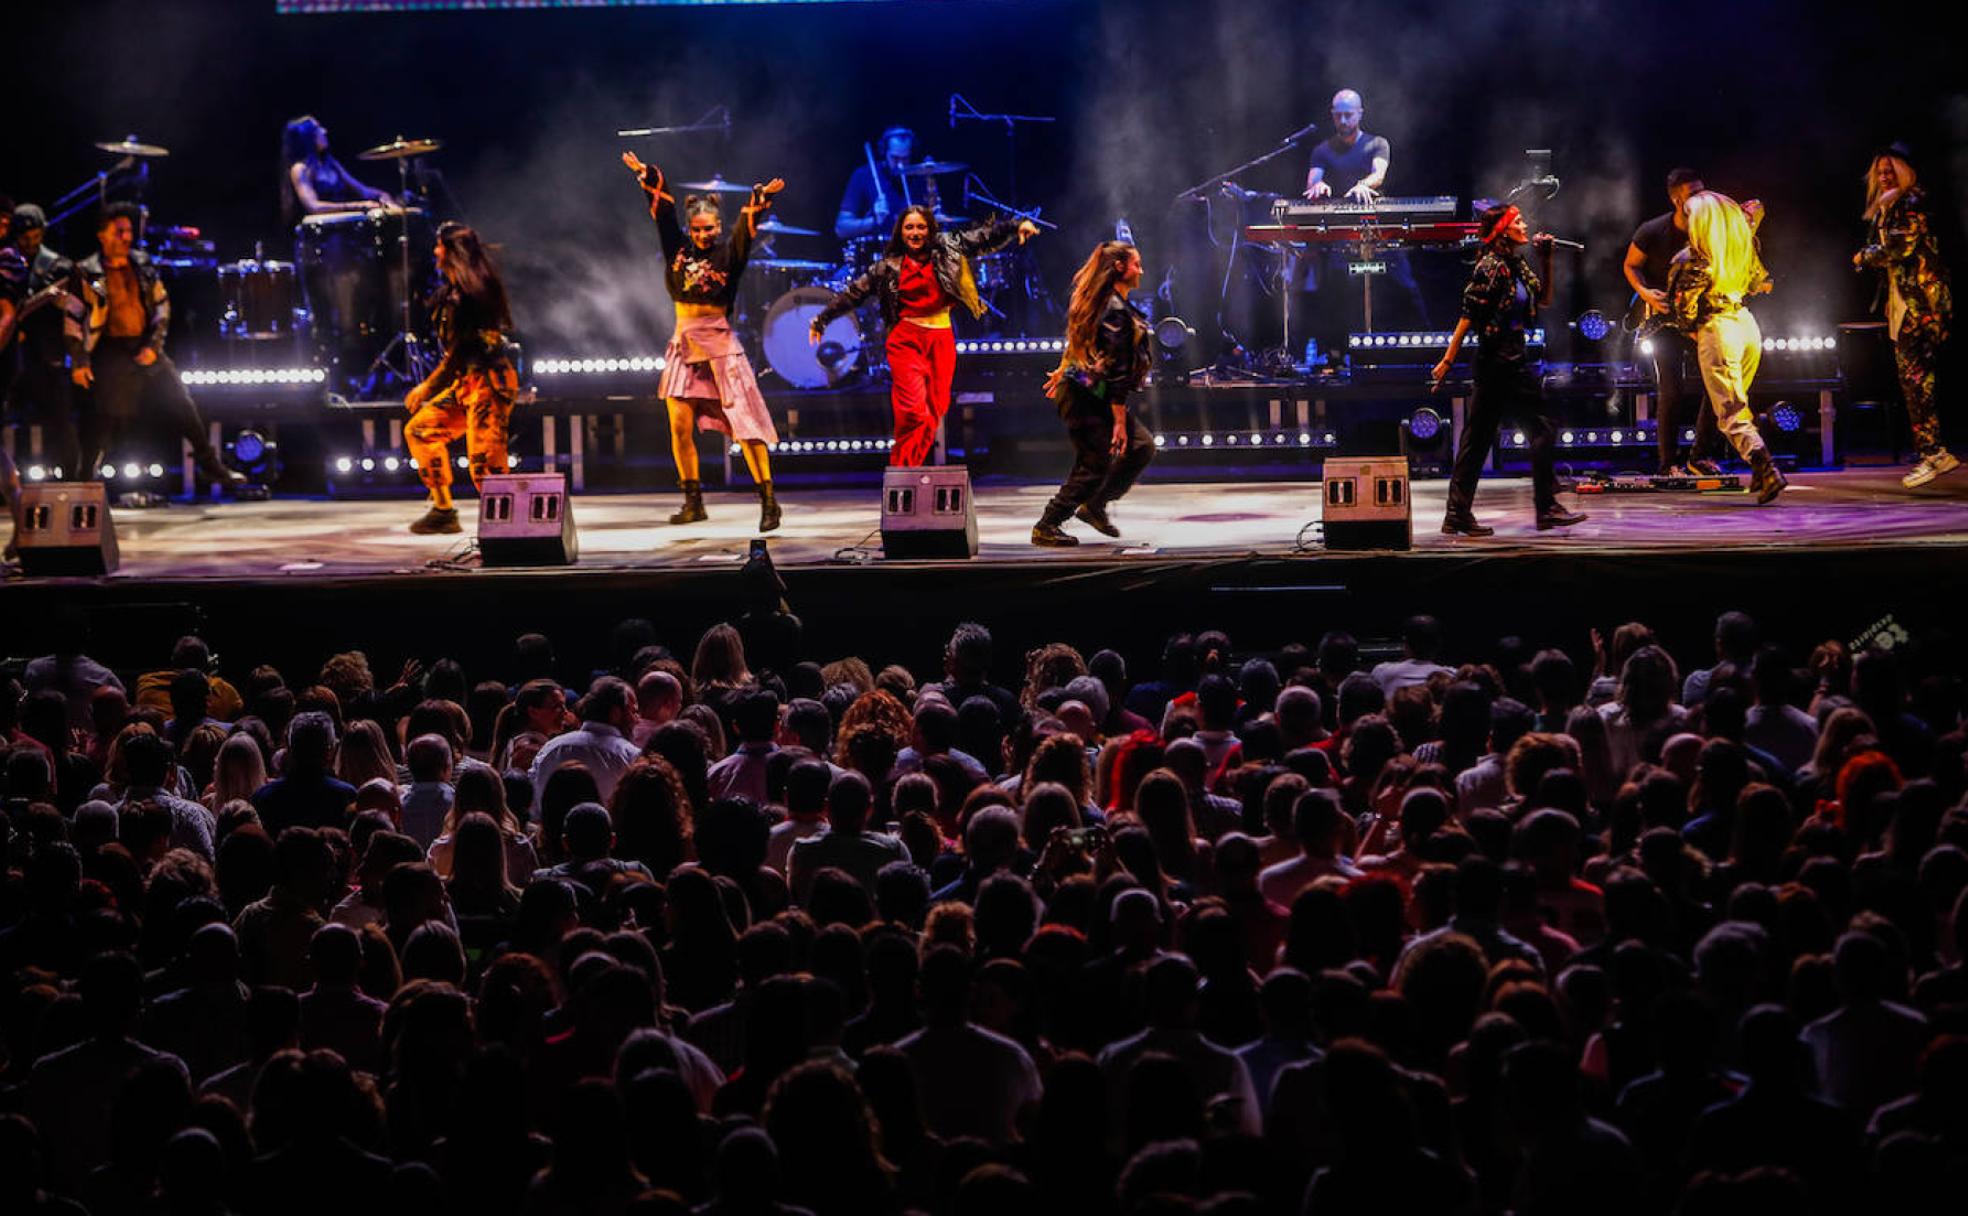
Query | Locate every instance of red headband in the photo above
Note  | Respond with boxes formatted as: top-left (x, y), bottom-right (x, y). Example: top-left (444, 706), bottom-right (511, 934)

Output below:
top-left (1483, 204), bottom-right (1522, 244)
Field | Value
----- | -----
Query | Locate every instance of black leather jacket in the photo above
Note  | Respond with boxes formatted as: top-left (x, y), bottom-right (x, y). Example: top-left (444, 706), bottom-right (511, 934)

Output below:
top-left (813, 217), bottom-right (1021, 329)
top-left (1055, 296), bottom-right (1151, 418)
top-left (66, 249), bottom-right (170, 367)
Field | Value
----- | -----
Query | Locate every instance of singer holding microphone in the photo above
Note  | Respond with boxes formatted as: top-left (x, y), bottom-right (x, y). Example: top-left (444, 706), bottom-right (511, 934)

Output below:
top-left (1431, 201), bottom-right (1587, 536)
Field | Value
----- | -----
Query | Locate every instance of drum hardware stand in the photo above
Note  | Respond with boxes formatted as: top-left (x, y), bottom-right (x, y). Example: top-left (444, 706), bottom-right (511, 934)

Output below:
top-left (947, 94), bottom-right (1054, 210)
top-left (960, 176), bottom-right (1060, 328)
top-left (1176, 121), bottom-right (1325, 371)
top-left (366, 149), bottom-right (436, 396)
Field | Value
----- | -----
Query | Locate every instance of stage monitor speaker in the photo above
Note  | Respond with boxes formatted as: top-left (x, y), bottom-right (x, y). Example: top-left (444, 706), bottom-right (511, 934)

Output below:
top-left (17, 482), bottom-right (120, 575)
top-left (1321, 455), bottom-right (1412, 551)
top-left (477, 473), bottom-right (578, 566)
top-left (881, 466), bottom-right (978, 559)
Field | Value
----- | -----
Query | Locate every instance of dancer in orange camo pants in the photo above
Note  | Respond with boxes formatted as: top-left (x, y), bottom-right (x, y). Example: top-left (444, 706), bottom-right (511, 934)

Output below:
top-left (403, 222), bottom-right (518, 534)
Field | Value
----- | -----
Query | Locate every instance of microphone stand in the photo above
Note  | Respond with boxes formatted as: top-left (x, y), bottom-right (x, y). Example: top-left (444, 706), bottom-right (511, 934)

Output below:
top-left (961, 176), bottom-right (1058, 229)
top-left (616, 107), bottom-right (732, 139)
top-left (948, 93), bottom-right (1055, 206)
top-left (1172, 119), bottom-right (1321, 205)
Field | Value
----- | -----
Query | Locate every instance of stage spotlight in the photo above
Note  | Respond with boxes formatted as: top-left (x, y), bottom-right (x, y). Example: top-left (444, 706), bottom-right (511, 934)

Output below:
top-left (1154, 315), bottom-right (1197, 375)
top-left (27, 465), bottom-right (46, 481)
top-left (1639, 338), bottom-right (1656, 357)
top-left (1574, 309), bottom-right (1611, 341)
top-left (227, 428), bottom-right (281, 489)
top-left (1770, 401), bottom-right (1803, 433)
top-left (384, 457), bottom-right (401, 472)
top-left (123, 462), bottom-right (141, 480)
top-left (335, 457), bottom-right (354, 474)
top-left (146, 463), bottom-right (165, 478)
top-left (1401, 406), bottom-right (1450, 476)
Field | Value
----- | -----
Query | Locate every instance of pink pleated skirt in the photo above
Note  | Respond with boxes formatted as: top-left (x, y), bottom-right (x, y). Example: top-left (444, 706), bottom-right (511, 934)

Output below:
top-left (657, 312), bottom-right (779, 445)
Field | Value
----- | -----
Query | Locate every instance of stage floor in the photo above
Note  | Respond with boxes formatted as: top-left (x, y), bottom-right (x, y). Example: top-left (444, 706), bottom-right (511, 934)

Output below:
top-left (23, 467), bottom-right (1968, 583)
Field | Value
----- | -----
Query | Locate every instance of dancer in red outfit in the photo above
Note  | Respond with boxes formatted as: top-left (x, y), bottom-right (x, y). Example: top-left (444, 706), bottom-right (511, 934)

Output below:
top-left (809, 206), bottom-right (1038, 465)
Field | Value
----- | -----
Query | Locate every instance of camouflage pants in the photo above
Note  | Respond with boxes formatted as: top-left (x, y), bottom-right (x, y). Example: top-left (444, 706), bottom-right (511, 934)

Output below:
top-left (1894, 322), bottom-right (1944, 455)
top-left (406, 364), bottom-right (518, 493)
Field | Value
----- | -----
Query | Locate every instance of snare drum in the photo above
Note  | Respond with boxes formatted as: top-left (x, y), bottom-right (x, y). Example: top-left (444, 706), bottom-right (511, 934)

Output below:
top-left (217, 259), bottom-right (298, 338)
top-left (764, 286), bottom-right (874, 389)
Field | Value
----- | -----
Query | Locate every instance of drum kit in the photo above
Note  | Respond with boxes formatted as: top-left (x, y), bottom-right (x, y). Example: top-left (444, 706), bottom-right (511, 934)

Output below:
top-left (49, 131), bottom-right (447, 399)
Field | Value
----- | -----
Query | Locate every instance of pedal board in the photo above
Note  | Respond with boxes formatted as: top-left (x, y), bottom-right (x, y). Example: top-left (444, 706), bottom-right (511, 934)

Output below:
top-left (1573, 474), bottom-right (1745, 495)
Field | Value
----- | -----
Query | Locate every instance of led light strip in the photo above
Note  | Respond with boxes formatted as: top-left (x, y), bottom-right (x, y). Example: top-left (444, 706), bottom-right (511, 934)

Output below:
top-left (952, 338), bottom-right (1067, 355)
top-left (1350, 330), bottom-right (1545, 349)
top-left (728, 437), bottom-right (897, 455)
top-left (1151, 431), bottom-right (1337, 449)
top-left (180, 367), bottom-right (328, 386)
top-left (331, 454), bottom-right (522, 474)
top-left (532, 356), bottom-right (666, 375)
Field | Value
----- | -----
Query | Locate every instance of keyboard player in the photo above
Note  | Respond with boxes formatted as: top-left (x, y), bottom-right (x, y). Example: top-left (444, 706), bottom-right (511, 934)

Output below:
top-left (1297, 88), bottom-right (1430, 355)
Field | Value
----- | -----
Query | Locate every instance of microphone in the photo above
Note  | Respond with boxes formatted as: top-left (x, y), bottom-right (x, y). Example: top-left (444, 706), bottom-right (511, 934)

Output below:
top-left (1546, 237), bottom-right (1585, 251)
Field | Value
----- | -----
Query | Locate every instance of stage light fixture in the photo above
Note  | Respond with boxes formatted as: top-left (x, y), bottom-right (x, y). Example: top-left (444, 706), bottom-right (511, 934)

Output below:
top-left (1639, 338), bottom-right (1656, 357)
top-left (1771, 401), bottom-right (1803, 433)
top-left (123, 462), bottom-right (141, 480)
top-left (1407, 408), bottom-right (1443, 442)
top-left (335, 457), bottom-right (354, 474)
top-left (146, 463), bottom-right (165, 478)
top-left (27, 465), bottom-right (46, 481)
top-left (1574, 309), bottom-right (1611, 341)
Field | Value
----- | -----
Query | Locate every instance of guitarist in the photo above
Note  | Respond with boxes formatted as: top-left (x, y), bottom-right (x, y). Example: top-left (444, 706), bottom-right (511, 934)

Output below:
top-left (1624, 169), bottom-right (1723, 476)
top-left (4, 203), bottom-right (82, 480)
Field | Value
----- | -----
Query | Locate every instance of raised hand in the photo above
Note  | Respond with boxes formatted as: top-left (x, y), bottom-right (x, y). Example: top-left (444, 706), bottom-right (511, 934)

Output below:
top-left (1016, 219), bottom-right (1040, 244)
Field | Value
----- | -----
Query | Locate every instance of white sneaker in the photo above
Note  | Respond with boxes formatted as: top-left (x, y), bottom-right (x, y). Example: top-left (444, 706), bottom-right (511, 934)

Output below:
top-left (1904, 448), bottom-right (1960, 488)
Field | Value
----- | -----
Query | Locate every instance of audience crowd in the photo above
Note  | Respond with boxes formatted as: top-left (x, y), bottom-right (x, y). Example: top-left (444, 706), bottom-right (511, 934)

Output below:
top-left (2, 609), bottom-right (1965, 1215)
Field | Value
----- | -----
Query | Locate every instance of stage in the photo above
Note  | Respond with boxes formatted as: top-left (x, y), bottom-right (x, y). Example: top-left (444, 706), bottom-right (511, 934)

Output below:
top-left (13, 467), bottom-right (1966, 581)
top-left (8, 469), bottom-right (1968, 680)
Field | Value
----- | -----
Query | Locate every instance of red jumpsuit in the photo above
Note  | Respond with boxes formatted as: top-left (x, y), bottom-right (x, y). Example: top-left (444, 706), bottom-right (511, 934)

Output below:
top-left (886, 257), bottom-right (957, 467)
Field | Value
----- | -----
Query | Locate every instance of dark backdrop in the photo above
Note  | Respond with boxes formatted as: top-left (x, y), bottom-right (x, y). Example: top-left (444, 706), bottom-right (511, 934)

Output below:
top-left (7, 0), bottom-right (1964, 357)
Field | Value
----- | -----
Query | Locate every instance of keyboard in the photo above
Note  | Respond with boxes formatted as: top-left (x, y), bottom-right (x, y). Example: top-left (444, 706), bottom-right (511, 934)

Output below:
top-left (1273, 195), bottom-right (1460, 220)
top-left (1244, 221), bottom-right (1479, 247)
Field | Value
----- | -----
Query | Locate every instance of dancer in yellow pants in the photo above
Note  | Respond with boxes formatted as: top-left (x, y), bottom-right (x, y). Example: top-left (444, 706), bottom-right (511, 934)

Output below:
top-left (1666, 192), bottom-right (1786, 504)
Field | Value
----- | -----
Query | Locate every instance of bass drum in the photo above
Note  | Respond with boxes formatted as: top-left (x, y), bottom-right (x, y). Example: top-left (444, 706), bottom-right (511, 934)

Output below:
top-left (763, 286), bottom-right (874, 389)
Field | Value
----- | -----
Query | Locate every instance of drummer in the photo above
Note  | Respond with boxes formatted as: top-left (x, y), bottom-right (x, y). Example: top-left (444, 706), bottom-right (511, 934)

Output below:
top-left (834, 126), bottom-right (918, 241)
top-left (281, 115), bottom-right (397, 220)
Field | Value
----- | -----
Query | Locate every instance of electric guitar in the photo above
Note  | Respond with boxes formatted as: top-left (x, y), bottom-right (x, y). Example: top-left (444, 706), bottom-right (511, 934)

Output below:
top-left (0, 279), bottom-right (71, 351)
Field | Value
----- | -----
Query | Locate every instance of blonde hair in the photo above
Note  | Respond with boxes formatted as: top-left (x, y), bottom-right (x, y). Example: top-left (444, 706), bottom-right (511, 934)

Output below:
top-left (1863, 154), bottom-right (1916, 223)
top-left (1684, 191), bottom-right (1766, 302)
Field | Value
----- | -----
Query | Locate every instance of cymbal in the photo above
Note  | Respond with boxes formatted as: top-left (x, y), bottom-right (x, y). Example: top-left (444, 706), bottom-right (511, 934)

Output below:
top-left (898, 159), bottom-right (968, 178)
top-left (96, 135), bottom-right (169, 158)
top-left (357, 136), bottom-right (442, 161)
top-left (676, 177), bottom-right (754, 194)
top-left (758, 217), bottom-right (821, 237)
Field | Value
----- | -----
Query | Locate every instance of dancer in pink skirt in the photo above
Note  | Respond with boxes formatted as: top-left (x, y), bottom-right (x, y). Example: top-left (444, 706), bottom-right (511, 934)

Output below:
top-left (623, 151), bottom-right (786, 531)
